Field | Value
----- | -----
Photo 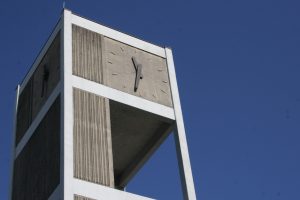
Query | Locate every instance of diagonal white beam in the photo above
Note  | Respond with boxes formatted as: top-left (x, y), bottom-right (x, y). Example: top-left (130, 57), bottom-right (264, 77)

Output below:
top-left (165, 47), bottom-right (197, 200)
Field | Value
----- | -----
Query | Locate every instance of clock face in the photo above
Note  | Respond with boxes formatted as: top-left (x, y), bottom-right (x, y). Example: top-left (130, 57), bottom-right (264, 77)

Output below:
top-left (103, 37), bottom-right (173, 107)
top-left (72, 25), bottom-right (173, 108)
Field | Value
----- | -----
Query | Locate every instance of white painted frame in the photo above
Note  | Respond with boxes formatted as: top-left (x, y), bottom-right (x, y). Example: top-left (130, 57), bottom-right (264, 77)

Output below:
top-left (10, 9), bottom-right (196, 200)
top-left (73, 179), bottom-right (154, 200)
top-left (61, 10), bottom-right (157, 200)
top-left (165, 48), bottom-right (197, 200)
top-left (61, 9), bottom-right (74, 200)
top-left (68, 10), bottom-right (197, 200)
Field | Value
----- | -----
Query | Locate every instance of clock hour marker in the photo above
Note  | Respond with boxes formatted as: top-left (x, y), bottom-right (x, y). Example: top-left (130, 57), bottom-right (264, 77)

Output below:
top-left (160, 89), bottom-right (166, 94)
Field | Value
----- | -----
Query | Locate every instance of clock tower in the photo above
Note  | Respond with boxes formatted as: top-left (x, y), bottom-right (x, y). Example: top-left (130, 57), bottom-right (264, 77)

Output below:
top-left (10, 9), bottom-right (197, 200)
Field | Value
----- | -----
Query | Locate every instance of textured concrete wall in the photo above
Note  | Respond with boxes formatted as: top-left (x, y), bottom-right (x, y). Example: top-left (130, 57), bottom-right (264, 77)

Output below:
top-left (103, 37), bottom-right (173, 107)
top-left (15, 32), bottom-right (60, 146)
top-left (12, 96), bottom-right (60, 200)
top-left (73, 89), bottom-right (114, 187)
top-left (72, 25), bottom-right (104, 84)
top-left (74, 195), bottom-right (95, 200)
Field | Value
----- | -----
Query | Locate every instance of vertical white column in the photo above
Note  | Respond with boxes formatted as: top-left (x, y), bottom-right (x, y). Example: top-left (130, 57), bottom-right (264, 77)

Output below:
top-left (8, 85), bottom-right (20, 200)
top-left (61, 9), bottom-right (74, 200)
top-left (165, 48), bottom-right (197, 200)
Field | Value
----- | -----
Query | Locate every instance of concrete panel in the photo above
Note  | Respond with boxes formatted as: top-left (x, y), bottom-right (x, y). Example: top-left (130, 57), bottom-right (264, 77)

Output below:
top-left (74, 195), bottom-right (95, 200)
top-left (32, 32), bottom-right (60, 120)
top-left (103, 37), bottom-right (173, 107)
top-left (72, 25), bottom-right (104, 84)
top-left (73, 88), bottom-right (114, 187)
top-left (12, 96), bottom-right (60, 200)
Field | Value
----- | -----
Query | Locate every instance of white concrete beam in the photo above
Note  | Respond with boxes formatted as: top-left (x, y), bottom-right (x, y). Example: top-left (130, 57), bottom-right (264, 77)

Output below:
top-left (61, 9), bottom-right (74, 200)
top-left (70, 12), bottom-right (166, 58)
top-left (165, 48), bottom-right (197, 200)
top-left (73, 179), bottom-right (154, 200)
top-left (72, 75), bottom-right (175, 120)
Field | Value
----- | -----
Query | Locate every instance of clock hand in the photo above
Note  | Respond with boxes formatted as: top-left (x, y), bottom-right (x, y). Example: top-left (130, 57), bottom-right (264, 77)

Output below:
top-left (132, 57), bottom-right (138, 71)
top-left (132, 57), bottom-right (143, 78)
top-left (132, 57), bottom-right (143, 92)
top-left (135, 64), bottom-right (143, 92)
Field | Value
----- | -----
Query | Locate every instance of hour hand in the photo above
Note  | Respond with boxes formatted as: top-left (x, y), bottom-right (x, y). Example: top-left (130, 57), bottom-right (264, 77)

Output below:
top-left (132, 57), bottom-right (143, 78)
top-left (132, 57), bottom-right (143, 91)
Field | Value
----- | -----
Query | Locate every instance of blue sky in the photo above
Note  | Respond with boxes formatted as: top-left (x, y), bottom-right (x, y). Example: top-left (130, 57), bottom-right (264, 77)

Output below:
top-left (1, 0), bottom-right (300, 199)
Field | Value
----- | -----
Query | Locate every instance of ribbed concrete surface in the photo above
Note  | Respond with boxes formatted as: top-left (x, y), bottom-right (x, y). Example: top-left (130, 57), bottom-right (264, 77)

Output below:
top-left (72, 25), bottom-right (104, 84)
top-left (74, 195), bottom-right (95, 200)
top-left (73, 89), bottom-right (114, 187)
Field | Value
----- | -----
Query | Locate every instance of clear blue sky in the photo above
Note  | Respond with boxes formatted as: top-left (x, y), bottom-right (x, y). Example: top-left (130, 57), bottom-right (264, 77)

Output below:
top-left (1, 0), bottom-right (300, 199)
